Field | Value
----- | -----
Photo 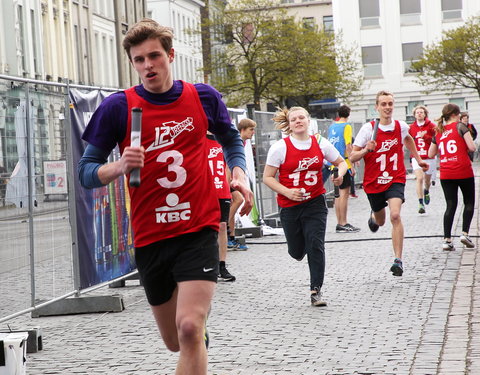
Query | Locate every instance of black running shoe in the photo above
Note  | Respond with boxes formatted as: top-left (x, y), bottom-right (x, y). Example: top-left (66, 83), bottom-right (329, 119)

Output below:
top-left (336, 223), bottom-right (360, 233)
top-left (204, 309), bottom-right (210, 349)
top-left (204, 326), bottom-right (209, 349)
top-left (390, 258), bottom-right (403, 277)
top-left (344, 223), bottom-right (360, 232)
top-left (368, 212), bottom-right (379, 232)
top-left (218, 265), bottom-right (236, 282)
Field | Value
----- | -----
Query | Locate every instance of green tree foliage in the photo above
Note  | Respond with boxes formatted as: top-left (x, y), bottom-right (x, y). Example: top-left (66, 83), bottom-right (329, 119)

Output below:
top-left (205, 0), bottom-right (363, 110)
top-left (412, 16), bottom-right (480, 98)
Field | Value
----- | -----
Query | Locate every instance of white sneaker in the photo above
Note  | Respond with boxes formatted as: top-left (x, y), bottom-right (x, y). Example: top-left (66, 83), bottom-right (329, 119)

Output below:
top-left (460, 235), bottom-right (475, 248)
top-left (442, 241), bottom-right (455, 251)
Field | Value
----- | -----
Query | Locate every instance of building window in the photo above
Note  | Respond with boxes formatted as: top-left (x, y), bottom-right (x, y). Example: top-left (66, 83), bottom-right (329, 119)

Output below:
top-left (323, 15), bottom-right (333, 32)
top-left (31, 9), bottom-right (38, 74)
top-left (17, 5), bottom-right (27, 74)
top-left (366, 104), bottom-right (377, 121)
top-left (402, 42), bottom-right (423, 73)
top-left (442, 0), bottom-right (462, 21)
top-left (449, 97), bottom-right (465, 111)
top-left (303, 17), bottom-right (315, 29)
top-left (362, 46), bottom-right (382, 78)
top-left (281, 0), bottom-right (294, 3)
top-left (74, 25), bottom-right (82, 80)
top-left (359, 0), bottom-right (379, 28)
top-left (400, 0), bottom-right (421, 25)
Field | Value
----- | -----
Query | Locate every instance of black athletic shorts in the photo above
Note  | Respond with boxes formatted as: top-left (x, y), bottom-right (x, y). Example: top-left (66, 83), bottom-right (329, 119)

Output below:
top-left (338, 171), bottom-right (352, 190)
top-left (134, 228), bottom-right (219, 306)
top-left (219, 199), bottom-right (231, 223)
top-left (367, 183), bottom-right (405, 212)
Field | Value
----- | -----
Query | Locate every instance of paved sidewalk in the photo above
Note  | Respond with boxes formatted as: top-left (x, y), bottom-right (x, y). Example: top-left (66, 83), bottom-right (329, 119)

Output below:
top-left (3, 164), bottom-right (480, 375)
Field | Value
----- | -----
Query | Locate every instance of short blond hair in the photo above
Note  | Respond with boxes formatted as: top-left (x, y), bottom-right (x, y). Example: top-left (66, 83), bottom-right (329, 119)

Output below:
top-left (237, 118), bottom-right (257, 131)
top-left (272, 106), bottom-right (310, 135)
top-left (375, 90), bottom-right (394, 104)
top-left (413, 105), bottom-right (429, 118)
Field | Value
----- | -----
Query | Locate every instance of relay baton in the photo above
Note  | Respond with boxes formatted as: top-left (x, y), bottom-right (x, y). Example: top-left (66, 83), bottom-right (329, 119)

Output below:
top-left (371, 118), bottom-right (380, 141)
top-left (368, 118), bottom-right (380, 152)
top-left (129, 107), bottom-right (142, 187)
top-left (333, 167), bottom-right (340, 198)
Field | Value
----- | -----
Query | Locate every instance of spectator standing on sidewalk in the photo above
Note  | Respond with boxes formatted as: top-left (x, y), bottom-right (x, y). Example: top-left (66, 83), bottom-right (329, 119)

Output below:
top-left (227, 118), bottom-right (257, 250)
top-left (428, 103), bottom-right (476, 250)
top-left (460, 112), bottom-right (478, 140)
top-left (263, 106), bottom-right (347, 306)
top-left (327, 105), bottom-right (360, 233)
top-left (459, 112), bottom-right (478, 162)
top-left (78, 19), bottom-right (253, 375)
top-left (408, 105), bottom-right (437, 214)
top-left (349, 91), bottom-right (428, 277)
top-left (207, 133), bottom-right (236, 281)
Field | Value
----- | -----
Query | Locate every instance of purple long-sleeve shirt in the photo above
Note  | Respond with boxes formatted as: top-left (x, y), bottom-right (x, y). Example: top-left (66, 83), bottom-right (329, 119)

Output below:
top-left (79, 80), bottom-right (246, 188)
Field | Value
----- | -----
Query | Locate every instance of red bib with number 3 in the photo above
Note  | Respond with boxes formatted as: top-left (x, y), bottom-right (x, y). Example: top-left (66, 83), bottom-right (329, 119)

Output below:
top-left (120, 82), bottom-right (220, 247)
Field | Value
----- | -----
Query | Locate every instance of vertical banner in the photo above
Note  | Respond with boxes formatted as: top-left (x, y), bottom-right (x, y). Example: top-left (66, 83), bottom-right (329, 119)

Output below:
top-left (69, 89), bottom-right (136, 289)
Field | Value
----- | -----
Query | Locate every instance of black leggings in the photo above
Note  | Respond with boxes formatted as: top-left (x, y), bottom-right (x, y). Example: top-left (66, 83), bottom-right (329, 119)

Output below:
top-left (440, 177), bottom-right (475, 238)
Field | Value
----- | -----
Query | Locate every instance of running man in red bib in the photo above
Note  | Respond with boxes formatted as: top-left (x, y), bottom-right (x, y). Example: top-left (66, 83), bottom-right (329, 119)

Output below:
top-left (78, 19), bottom-right (253, 375)
top-left (428, 103), bottom-right (477, 251)
top-left (350, 91), bottom-right (428, 277)
top-left (206, 133), bottom-right (236, 281)
top-left (409, 105), bottom-right (437, 214)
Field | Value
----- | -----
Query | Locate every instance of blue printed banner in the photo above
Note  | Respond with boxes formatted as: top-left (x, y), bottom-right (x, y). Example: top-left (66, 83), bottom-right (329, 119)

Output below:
top-left (69, 88), bottom-right (136, 289)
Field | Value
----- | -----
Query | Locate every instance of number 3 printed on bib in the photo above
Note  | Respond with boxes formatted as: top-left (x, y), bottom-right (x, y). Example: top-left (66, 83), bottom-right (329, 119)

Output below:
top-left (156, 150), bottom-right (187, 188)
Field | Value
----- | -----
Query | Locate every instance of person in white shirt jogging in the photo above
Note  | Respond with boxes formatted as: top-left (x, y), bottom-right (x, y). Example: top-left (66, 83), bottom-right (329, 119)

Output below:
top-left (263, 106), bottom-right (347, 306)
top-left (350, 91), bottom-right (428, 277)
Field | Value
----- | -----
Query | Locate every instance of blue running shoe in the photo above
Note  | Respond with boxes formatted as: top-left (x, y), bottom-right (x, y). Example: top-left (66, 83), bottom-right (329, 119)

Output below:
top-left (227, 239), bottom-right (237, 249)
top-left (234, 241), bottom-right (248, 251)
top-left (230, 238), bottom-right (248, 251)
top-left (424, 189), bottom-right (430, 205)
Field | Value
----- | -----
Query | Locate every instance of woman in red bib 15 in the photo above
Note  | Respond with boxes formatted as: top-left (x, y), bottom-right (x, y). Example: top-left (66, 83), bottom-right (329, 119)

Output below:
top-left (263, 106), bottom-right (347, 307)
top-left (428, 103), bottom-right (477, 251)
